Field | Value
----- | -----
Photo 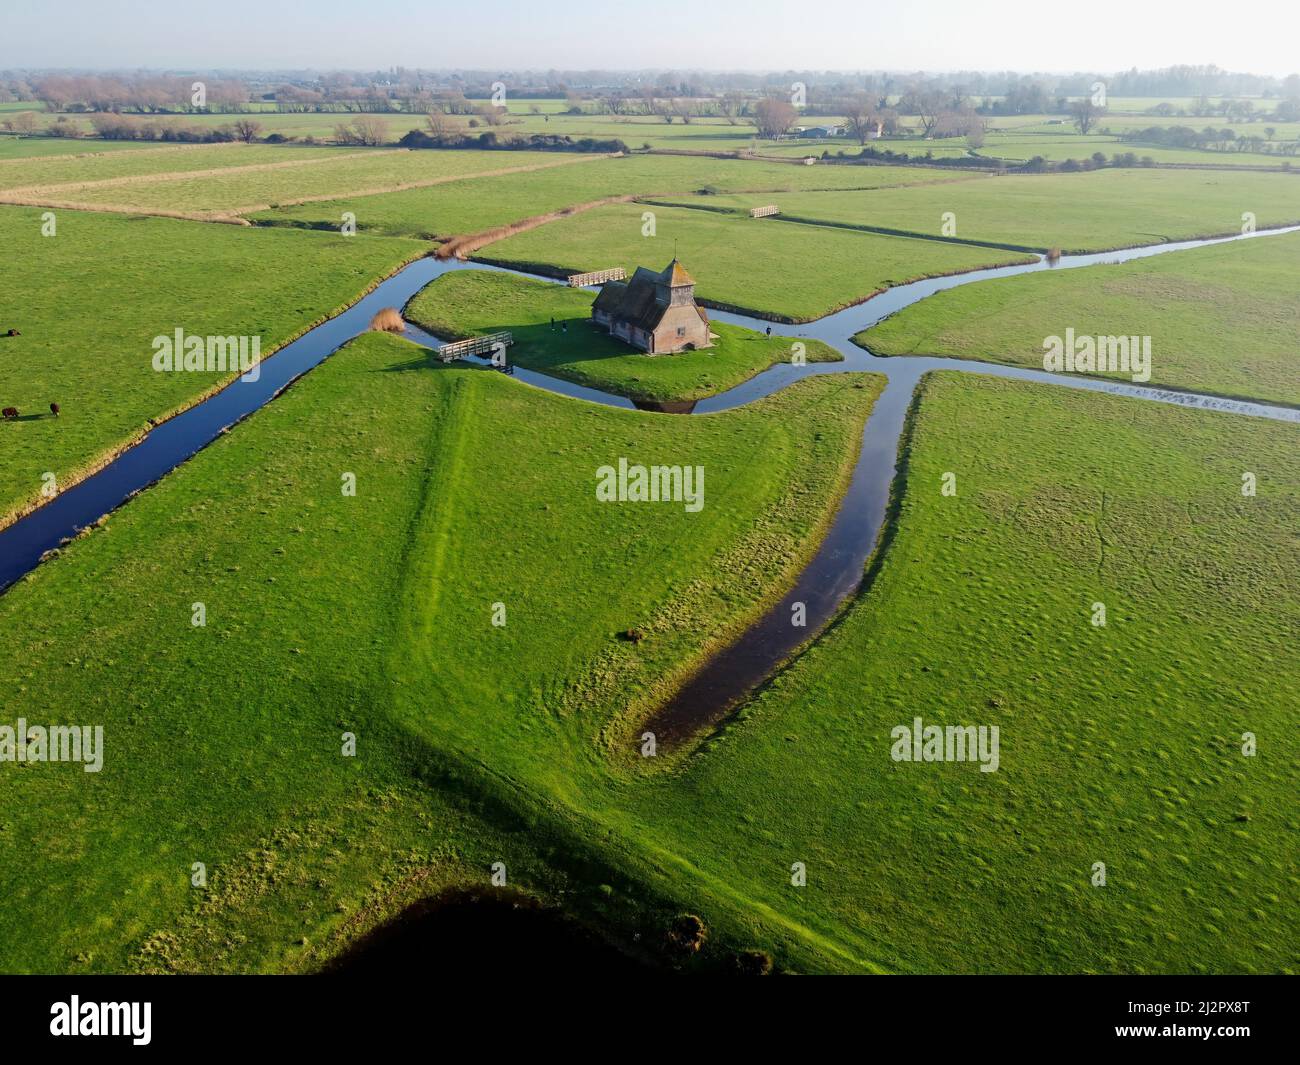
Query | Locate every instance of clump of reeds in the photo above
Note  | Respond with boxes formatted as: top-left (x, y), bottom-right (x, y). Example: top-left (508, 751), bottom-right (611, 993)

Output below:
top-left (369, 307), bottom-right (405, 333)
top-left (1045, 246), bottom-right (1062, 263)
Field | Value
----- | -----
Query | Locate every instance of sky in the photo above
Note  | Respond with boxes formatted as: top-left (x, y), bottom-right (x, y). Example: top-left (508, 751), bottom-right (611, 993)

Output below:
top-left (2, 0), bottom-right (1295, 77)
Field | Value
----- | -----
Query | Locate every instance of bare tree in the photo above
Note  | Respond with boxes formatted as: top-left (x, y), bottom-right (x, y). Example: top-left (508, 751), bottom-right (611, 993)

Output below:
top-left (718, 91), bottom-right (744, 125)
top-left (425, 107), bottom-right (456, 137)
top-left (843, 96), bottom-right (880, 144)
top-left (753, 97), bottom-right (797, 139)
top-left (911, 90), bottom-right (945, 138)
top-left (231, 118), bottom-right (262, 143)
top-left (1069, 99), bottom-right (1105, 135)
top-left (1, 110), bottom-right (38, 135)
top-left (350, 115), bottom-right (389, 146)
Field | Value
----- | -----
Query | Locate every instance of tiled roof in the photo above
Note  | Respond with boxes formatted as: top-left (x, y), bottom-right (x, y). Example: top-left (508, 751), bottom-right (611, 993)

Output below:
top-left (591, 261), bottom-right (703, 333)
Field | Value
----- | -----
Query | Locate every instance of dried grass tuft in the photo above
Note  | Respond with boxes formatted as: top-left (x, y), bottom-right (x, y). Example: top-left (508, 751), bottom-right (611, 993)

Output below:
top-left (369, 307), bottom-right (405, 333)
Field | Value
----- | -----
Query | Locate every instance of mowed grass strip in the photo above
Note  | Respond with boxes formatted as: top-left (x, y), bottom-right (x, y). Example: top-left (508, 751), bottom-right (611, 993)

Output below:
top-left (651, 168), bottom-right (1300, 253)
top-left (624, 373), bottom-right (1299, 973)
top-left (481, 201), bottom-right (1035, 321)
top-left (0, 329), bottom-right (882, 972)
top-left (252, 155), bottom-right (978, 241)
top-left (404, 270), bottom-right (841, 403)
top-left (0, 206), bottom-right (423, 528)
top-left (858, 229), bottom-right (1300, 405)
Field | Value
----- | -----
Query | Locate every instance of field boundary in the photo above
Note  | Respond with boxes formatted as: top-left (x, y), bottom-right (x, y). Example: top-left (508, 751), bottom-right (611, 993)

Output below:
top-left (0, 245), bottom-right (431, 537)
top-left (435, 192), bottom-right (638, 258)
top-left (0, 148), bottom-right (394, 196)
top-left (0, 152), bottom-right (621, 224)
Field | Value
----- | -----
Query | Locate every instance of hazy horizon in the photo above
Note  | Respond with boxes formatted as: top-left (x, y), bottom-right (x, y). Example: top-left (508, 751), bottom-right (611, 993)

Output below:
top-left (3, 0), bottom-right (1296, 79)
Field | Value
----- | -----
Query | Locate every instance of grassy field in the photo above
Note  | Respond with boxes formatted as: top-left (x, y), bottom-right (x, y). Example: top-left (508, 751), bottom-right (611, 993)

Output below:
top-left (2, 147), bottom-right (592, 217)
top-left (0, 143), bottom-right (343, 192)
top-left (0, 328), bottom-right (882, 972)
top-left (859, 229), bottom-right (1300, 405)
top-left (253, 155), bottom-right (972, 240)
top-left (0, 206), bottom-right (423, 529)
top-left (619, 373), bottom-right (1299, 973)
top-left (975, 131), bottom-right (1292, 168)
top-left (480, 200), bottom-right (1036, 321)
top-left (4, 353), bottom-right (1291, 974)
top-left (4, 99), bottom-right (1296, 977)
top-left (0, 136), bottom-right (160, 161)
top-left (651, 168), bottom-right (1300, 252)
top-left (404, 270), bottom-right (841, 403)
top-left (13, 99), bottom-right (1299, 168)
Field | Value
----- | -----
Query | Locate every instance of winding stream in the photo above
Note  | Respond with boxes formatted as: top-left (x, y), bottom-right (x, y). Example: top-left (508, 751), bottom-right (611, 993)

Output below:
top-left (2, 224), bottom-right (1296, 742)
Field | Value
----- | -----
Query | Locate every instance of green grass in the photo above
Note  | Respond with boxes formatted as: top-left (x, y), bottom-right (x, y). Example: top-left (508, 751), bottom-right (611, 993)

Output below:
top-left (404, 270), bottom-right (841, 403)
top-left (0, 137), bottom-right (159, 161)
top-left (9, 353), bottom-right (1291, 974)
top-left (481, 201), bottom-right (1036, 321)
top-left (0, 143), bottom-right (342, 193)
top-left (0, 328), bottom-right (882, 972)
top-left (977, 130), bottom-right (1294, 168)
top-left (618, 373), bottom-right (1299, 974)
top-left (858, 229), bottom-right (1300, 405)
top-left (652, 168), bottom-right (1300, 253)
top-left (9, 148), bottom-right (583, 216)
top-left (252, 155), bottom-right (967, 240)
top-left (0, 206), bottom-right (423, 529)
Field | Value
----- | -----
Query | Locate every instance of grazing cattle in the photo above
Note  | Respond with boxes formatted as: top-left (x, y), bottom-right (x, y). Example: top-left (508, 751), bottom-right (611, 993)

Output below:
top-left (50, 402), bottom-right (60, 417)
top-left (3, 329), bottom-right (18, 337)
top-left (2, 407), bottom-right (18, 421)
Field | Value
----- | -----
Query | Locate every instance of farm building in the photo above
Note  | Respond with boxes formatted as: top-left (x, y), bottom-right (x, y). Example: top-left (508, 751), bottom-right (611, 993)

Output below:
top-left (797, 124), bottom-right (846, 138)
top-left (591, 259), bottom-right (712, 354)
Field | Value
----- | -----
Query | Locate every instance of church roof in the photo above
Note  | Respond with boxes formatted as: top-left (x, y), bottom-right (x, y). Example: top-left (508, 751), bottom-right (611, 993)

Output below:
top-left (590, 261), bottom-right (707, 332)
top-left (664, 259), bottom-right (694, 286)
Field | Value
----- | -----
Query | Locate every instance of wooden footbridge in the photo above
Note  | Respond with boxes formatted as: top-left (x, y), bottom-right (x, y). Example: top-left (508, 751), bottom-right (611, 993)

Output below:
top-left (567, 267), bottom-right (626, 287)
top-left (436, 331), bottom-right (513, 363)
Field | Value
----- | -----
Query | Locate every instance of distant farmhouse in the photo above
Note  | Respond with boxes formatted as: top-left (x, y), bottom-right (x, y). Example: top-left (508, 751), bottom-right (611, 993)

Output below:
top-left (796, 124), bottom-right (846, 138)
top-left (591, 260), bottom-right (712, 354)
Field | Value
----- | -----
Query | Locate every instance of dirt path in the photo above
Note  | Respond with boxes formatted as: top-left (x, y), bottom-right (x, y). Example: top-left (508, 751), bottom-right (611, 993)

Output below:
top-left (436, 192), bottom-right (639, 259)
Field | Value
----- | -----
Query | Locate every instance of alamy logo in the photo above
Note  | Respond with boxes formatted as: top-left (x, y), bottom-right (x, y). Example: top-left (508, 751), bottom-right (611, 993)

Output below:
top-left (890, 716), bottom-right (1000, 772)
top-left (50, 996), bottom-right (150, 1045)
top-left (596, 458), bottom-right (704, 512)
top-left (152, 328), bottom-right (262, 382)
top-left (1, 719), bottom-right (103, 772)
top-left (1043, 329), bottom-right (1151, 382)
